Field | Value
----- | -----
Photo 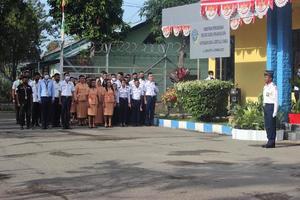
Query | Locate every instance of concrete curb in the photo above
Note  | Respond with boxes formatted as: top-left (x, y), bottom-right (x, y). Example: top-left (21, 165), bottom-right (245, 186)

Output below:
top-left (155, 118), bottom-right (232, 136)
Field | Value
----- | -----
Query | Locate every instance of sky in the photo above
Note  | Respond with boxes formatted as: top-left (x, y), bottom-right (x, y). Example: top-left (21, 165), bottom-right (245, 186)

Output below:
top-left (122, 0), bottom-right (146, 25)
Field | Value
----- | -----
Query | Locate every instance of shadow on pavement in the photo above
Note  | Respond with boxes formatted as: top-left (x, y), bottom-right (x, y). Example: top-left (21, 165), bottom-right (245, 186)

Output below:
top-left (2, 159), bottom-right (299, 200)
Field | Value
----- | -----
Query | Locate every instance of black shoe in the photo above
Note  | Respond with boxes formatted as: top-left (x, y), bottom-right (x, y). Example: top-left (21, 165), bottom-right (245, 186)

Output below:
top-left (265, 144), bottom-right (275, 148)
top-left (261, 144), bottom-right (267, 148)
top-left (20, 126), bottom-right (24, 130)
top-left (26, 126), bottom-right (30, 129)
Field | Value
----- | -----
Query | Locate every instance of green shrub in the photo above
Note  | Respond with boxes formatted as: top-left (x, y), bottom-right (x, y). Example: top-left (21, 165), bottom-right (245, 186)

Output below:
top-left (0, 78), bottom-right (11, 103)
top-left (230, 96), bottom-right (264, 130)
top-left (292, 100), bottom-right (300, 113)
top-left (175, 80), bottom-right (233, 121)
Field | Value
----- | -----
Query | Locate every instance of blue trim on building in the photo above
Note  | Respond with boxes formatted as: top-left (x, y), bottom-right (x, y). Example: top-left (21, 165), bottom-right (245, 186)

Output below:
top-left (159, 119), bottom-right (164, 127)
top-left (267, 7), bottom-right (277, 82)
top-left (171, 120), bottom-right (179, 129)
top-left (276, 4), bottom-right (292, 119)
top-left (156, 118), bottom-right (232, 136)
top-left (187, 122), bottom-right (195, 130)
top-left (267, 5), bottom-right (292, 121)
top-left (222, 126), bottom-right (233, 136)
top-left (203, 124), bottom-right (213, 133)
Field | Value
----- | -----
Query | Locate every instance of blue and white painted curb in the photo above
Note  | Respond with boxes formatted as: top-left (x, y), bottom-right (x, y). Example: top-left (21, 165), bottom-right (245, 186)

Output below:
top-left (156, 118), bottom-right (232, 136)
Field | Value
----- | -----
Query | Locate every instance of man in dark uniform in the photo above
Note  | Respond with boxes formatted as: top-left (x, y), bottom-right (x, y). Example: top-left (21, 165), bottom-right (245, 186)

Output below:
top-left (16, 76), bottom-right (33, 130)
top-left (262, 70), bottom-right (278, 148)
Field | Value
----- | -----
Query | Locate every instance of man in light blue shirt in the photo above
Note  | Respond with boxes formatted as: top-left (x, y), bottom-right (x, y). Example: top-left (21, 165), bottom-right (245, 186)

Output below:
top-left (38, 72), bottom-right (55, 129)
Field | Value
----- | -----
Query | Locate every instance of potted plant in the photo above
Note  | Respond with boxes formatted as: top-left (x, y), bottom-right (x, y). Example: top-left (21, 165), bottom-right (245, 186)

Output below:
top-left (289, 100), bottom-right (300, 124)
top-left (230, 96), bottom-right (284, 141)
top-left (161, 87), bottom-right (177, 117)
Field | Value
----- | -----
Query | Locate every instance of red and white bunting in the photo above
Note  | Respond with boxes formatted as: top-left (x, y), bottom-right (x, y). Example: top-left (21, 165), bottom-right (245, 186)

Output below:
top-left (162, 26), bottom-right (172, 38)
top-left (230, 18), bottom-right (242, 30)
top-left (162, 0), bottom-right (291, 37)
top-left (255, 0), bottom-right (270, 18)
top-left (200, 0), bottom-right (291, 30)
top-left (242, 15), bottom-right (255, 24)
top-left (275, 0), bottom-right (289, 7)
top-left (173, 26), bottom-right (182, 37)
top-left (205, 5), bottom-right (219, 20)
top-left (182, 26), bottom-right (191, 37)
top-left (237, 1), bottom-right (253, 18)
top-left (221, 4), bottom-right (236, 19)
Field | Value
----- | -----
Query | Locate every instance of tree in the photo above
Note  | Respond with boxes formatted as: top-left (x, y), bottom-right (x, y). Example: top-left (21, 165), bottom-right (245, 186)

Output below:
top-left (47, 0), bottom-right (128, 45)
top-left (0, 0), bottom-right (51, 81)
top-left (140, 0), bottom-right (198, 70)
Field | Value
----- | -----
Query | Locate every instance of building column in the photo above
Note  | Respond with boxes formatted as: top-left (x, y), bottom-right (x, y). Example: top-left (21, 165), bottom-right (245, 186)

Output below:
top-left (276, 4), bottom-right (293, 118)
top-left (266, 7), bottom-right (277, 83)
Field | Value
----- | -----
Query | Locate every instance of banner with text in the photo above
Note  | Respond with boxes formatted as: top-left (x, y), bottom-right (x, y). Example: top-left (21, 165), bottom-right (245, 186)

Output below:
top-left (190, 17), bottom-right (230, 59)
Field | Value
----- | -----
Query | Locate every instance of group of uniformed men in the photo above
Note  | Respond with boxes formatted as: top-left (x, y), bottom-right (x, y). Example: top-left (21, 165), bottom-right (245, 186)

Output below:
top-left (12, 70), bottom-right (159, 130)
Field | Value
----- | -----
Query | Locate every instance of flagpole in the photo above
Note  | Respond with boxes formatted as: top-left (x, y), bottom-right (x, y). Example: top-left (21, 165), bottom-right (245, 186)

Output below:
top-left (59, 0), bottom-right (65, 75)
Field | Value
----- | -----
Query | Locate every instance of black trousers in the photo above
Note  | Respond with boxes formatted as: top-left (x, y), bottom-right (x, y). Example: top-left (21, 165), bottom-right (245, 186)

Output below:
top-left (112, 106), bottom-right (119, 125)
top-left (119, 98), bottom-right (129, 124)
top-left (131, 99), bottom-right (141, 126)
top-left (52, 98), bottom-right (61, 127)
top-left (14, 98), bottom-right (20, 124)
top-left (140, 99), bottom-right (146, 125)
top-left (145, 96), bottom-right (156, 126)
top-left (61, 96), bottom-right (72, 128)
top-left (264, 104), bottom-right (277, 144)
top-left (127, 102), bottom-right (131, 125)
top-left (32, 102), bottom-right (41, 126)
top-left (19, 101), bottom-right (31, 127)
top-left (41, 97), bottom-right (52, 129)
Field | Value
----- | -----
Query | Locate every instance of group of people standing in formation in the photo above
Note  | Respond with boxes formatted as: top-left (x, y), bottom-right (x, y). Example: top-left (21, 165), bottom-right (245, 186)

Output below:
top-left (12, 70), bottom-right (159, 130)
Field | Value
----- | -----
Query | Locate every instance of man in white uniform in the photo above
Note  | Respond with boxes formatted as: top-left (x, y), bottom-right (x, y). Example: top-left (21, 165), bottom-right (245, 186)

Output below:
top-left (52, 73), bottom-right (62, 127)
top-left (144, 73), bottom-right (159, 126)
top-left (31, 72), bottom-right (41, 128)
top-left (138, 71), bottom-right (146, 124)
top-left (60, 73), bottom-right (75, 129)
top-left (205, 71), bottom-right (215, 80)
top-left (263, 70), bottom-right (278, 148)
top-left (131, 79), bottom-right (144, 126)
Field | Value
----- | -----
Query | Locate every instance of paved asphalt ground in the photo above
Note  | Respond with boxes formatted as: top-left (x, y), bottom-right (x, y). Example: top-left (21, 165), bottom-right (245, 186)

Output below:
top-left (0, 112), bottom-right (299, 200)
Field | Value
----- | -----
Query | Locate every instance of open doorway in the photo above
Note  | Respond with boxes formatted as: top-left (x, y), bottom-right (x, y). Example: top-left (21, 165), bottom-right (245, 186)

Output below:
top-left (215, 36), bottom-right (235, 82)
top-left (293, 29), bottom-right (300, 73)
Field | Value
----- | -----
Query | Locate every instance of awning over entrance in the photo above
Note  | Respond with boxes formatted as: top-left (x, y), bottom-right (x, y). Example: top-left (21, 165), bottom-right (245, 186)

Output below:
top-left (201, 0), bottom-right (291, 29)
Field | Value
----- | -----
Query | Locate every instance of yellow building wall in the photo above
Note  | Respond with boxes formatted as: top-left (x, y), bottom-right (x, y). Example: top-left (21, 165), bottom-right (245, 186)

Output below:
top-left (207, 2), bottom-right (300, 103)
top-left (293, 3), bottom-right (300, 29)
top-left (232, 18), bottom-right (267, 103)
